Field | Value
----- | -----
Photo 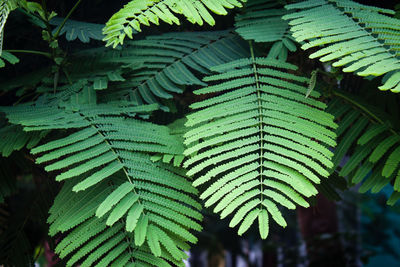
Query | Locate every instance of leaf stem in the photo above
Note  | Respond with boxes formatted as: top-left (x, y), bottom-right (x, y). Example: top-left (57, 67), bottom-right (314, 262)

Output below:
top-left (53, 0), bottom-right (83, 38)
top-left (4, 49), bottom-right (51, 58)
top-left (332, 89), bottom-right (399, 137)
top-left (249, 41), bottom-right (264, 204)
top-left (332, 90), bottom-right (384, 125)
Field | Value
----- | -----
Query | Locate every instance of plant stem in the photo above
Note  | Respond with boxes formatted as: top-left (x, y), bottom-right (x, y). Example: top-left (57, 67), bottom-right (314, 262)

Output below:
top-left (249, 41), bottom-right (264, 204)
top-left (54, 0), bottom-right (83, 38)
top-left (4, 49), bottom-right (52, 58)
top-left (332, 89), bottom-right (399, 137)
top-left (332, 90), bottom-right (384, 125)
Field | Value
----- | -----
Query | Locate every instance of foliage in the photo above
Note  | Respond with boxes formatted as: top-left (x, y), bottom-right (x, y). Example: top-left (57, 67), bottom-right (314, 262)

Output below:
top-left (235, 0), bottom-right (297, 60)
top-left (103, 0), bottom-right (246, 47)
top-left (50, 17), bottom-right (105, 43)
top-left (1, 0), bottom-right (400, 266)
top-left (327, 91), bottom-right (400, 205)
top-left (284, 0), bottom-right (400, 92)
top-left (184, 55), bottom-right (337, 238)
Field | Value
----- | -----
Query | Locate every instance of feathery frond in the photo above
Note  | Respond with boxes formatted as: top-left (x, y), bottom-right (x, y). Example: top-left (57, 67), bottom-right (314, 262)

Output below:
top-left (67, 31), bottom-right (249, 109)
top-left (51, 17), bottom-right (107, 43)
top-left (327, 91), bottom-right (400, 205)
top-left (0, 51), bottom-right (19, 68)
top-left (103, 0), bottom-right (246, 47)
top-left (151, 118), bottom-right (186, 167)
top-left (3, 32), bottom-right (248, 110)
top-left (0, 0), bottom-right (32, 56)
top-left (0, 121), bottom-right (47, 157)
top-left (0, 1), bottom-right (21, 67)
top-left (3, 0), bottom-right (400, 263)
top-left (3, 101), bottom-right (202, 262)
top-left (235, 0), bottom-right (297, 60)
top-left (0, 0), bottom-right (11, 56)
top-left (107, 31), bottom-right (249, 106)
top-left (49, 178), bottom-right (188, 267)
top-left (184, 53), bottom-right (337, 238)
top-left (283, 0), bottom-right (400, 92)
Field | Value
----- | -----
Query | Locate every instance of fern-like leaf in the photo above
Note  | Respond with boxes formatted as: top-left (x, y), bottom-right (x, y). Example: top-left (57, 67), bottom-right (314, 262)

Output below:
top-left (0, 120), bottom-right (47, 157)
top-left (49, 178), bottom-right (188, 266)
top-left (3, 101), bottom-right (202, 262)
top-left (235, 0), bottom-right (297, 60)
top-left (0, 1), bottom-right (21, 67)
top-left (0, 51), bottom-right (19, 68)
top-left (51, 17), bottom-right (107, 43)
top-left (184, 55), bottom-right (337, 238)
top-left (0, 0), bottom-right (10, 56)
top-left (284, 0), bottom-right (400, 92)
top-left (103, 0), bottom-right (246, 47)
top-left (69, 31), bottom-right (249, 109)
top-left (327, 91), bottom-right (400, 205)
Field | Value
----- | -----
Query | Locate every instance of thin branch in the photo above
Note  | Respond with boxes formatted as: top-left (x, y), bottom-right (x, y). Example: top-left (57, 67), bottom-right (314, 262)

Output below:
top-left (4, 49), bottom-right (51, 58)
top-left (53, 0), bottom-right (83, 38)
top-left (332, 89), bottom-right (399, 137)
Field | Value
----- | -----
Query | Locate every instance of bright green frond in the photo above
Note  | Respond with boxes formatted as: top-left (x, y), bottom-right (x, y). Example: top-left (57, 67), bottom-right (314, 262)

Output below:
top-left (49, 173), bottom-right (199, 265)
top-left (184, 54), bottom-right (337, 238)
top-left (4, 101), bottom-right (202, 263)
top-left (103, 0), bottom-right (246, 47)
top-left (284, 0), bottom-right (400, 92)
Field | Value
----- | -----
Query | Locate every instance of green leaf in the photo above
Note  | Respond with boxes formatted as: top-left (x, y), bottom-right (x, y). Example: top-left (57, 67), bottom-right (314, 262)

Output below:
top-left (185, 56), bottom-right (336, 237)
top-left (106, 193), bottom-right (139, 226)
top-left (147, 225), bottom-right (161, 257)
top-left (96, 182), bottom-right (135, 218)
top-left (258, 209), bottom-right (269, 239)
top-left (126, 202), bottom-right (144, 232)
top-left (284, 0), bottom-right (400, 92)
top-left (103, 0), bottom-right (245, 47)
top-left (134, 215), bottom-right (149, 246)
